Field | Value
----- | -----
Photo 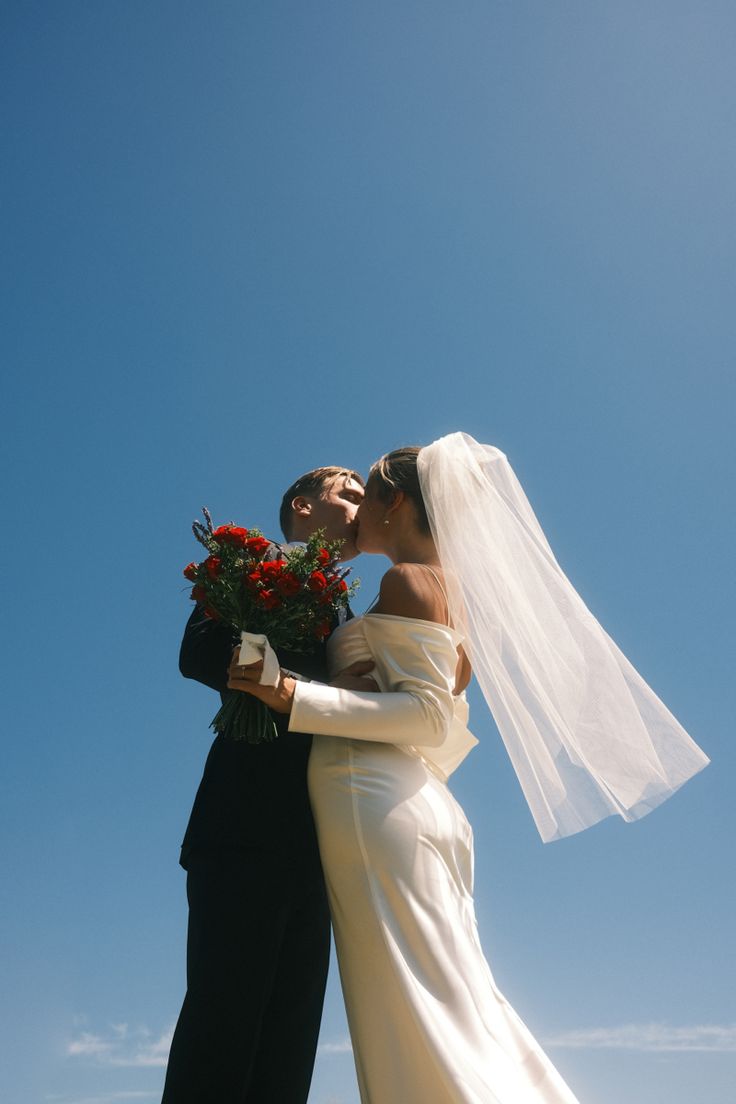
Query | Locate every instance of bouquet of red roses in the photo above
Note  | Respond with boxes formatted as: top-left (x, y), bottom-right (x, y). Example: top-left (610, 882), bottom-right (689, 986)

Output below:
top-left (183, 507), bottom-right (359, 743)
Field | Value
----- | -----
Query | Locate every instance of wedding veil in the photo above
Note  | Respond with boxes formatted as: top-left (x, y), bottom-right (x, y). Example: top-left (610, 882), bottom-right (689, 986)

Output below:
top-left (417, 432), bottom-right (709, 842)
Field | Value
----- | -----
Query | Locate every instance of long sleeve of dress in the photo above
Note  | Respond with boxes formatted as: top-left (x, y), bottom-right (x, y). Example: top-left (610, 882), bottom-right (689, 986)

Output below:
top-left (289, 618), bottom-right (457, 747)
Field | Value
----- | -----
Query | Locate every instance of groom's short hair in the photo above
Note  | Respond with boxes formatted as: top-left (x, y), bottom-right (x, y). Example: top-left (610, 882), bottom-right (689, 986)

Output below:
top-left (279, 466), bottom-right (364, 540)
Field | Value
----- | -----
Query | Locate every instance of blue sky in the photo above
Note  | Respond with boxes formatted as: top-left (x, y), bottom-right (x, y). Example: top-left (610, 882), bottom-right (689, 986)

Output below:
top-left (2, 3), bottom-right (734, 1102)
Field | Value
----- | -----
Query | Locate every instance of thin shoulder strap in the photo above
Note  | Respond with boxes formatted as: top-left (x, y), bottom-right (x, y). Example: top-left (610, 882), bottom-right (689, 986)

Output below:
top-left (420, 564), bottom-right (451, 627)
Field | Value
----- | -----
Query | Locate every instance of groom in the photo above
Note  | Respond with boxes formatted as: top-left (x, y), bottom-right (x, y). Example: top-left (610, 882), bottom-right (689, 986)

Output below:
top-left (162, 466), bottom-right (365, 1104)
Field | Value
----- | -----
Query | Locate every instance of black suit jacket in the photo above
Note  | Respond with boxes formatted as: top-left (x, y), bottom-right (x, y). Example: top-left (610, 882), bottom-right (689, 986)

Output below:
top-left (178, 541), bottom-right (334, 868)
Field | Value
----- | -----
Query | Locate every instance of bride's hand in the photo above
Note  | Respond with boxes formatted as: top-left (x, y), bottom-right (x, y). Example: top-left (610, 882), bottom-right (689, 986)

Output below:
top-left (330, 660), bottom-right (378, 692)
top-left (226, 648), bottom-right (295, 713)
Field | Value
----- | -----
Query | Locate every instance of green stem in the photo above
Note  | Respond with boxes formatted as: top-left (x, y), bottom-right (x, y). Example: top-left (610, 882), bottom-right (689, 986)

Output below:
top-left (210, 693), bottom-right (278, 744)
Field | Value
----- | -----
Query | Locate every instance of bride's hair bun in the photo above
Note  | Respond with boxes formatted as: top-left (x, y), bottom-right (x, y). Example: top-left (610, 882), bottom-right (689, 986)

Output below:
top-left (369, 447), bottom-right (431, 535)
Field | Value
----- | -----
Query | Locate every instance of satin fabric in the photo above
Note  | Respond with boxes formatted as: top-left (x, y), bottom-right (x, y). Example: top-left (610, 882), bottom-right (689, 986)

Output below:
top-left (292, 614), bottom-right (477, 778)
top-left (304, 616), bottom-right (581, 1104)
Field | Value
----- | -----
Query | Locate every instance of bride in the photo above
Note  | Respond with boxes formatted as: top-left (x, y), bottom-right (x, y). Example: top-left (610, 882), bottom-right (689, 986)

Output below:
top-left (230, 433), bottom-right (709, 1104)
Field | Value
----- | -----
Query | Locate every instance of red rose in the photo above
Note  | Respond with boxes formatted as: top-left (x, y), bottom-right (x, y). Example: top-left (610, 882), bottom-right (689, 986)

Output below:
top-left (204, 555), bottom-right (222, 579)
top-left (275, 571), bottom-right (301, 597)
top-left (212, 524), bottom-right (250, 548)
top-left (244, 568), bottom-right (262, 590)
top-left (260, 559), bottom-right (286, 577)
top-left (183, 562), bottom-right (198, 581)
top-left (190, 585), bottom-right (207, 602)
top-left (317, 549), bottom-right (331, 566)
top-left (258, 589), bottom-right (282, 611)
top-left (313, 619), bottom-right (331, 639)
top-left (245, 536), bottom-right (270, 556)
top-left (308, 570), bottom-right (328, 592)
top-left (334, 578), bottom-right (348, 594)
top-left (226, 526), bottom-right (249, 544)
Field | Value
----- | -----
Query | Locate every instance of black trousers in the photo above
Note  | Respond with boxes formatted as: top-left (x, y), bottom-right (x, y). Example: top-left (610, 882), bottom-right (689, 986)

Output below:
top-left (161, 846), bottom-right (330, 1104)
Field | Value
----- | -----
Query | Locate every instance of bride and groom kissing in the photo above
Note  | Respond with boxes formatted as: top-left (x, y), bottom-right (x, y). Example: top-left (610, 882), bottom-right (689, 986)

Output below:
top-left (162, 437), bottom-right (708, 1104)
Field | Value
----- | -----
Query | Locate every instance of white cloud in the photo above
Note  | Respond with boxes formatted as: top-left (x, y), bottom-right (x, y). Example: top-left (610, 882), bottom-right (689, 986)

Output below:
top-left (66, 1033), bottom-right (115, 1058)
top-left (543, 1023), bottom-right (736, 1053)
top-left (317, 1036), bottom-right (353, 1056)
top-left (66, 1022), bottom-right (174, 1068)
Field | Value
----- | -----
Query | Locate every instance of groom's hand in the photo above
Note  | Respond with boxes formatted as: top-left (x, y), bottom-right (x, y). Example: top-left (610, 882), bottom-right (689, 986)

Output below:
top-left (227, 648), bottom-right (295, 713)
top-left (228, 646), bottom-right (264, 681)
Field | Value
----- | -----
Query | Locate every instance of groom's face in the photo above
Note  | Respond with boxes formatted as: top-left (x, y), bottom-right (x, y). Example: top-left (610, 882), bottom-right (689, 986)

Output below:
top-left (301, 476), bottom-right (365, 560)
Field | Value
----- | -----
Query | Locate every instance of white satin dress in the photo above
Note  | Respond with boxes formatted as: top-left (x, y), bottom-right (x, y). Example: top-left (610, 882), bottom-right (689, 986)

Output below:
top-left (290, 614), bottom-right (581, 1104)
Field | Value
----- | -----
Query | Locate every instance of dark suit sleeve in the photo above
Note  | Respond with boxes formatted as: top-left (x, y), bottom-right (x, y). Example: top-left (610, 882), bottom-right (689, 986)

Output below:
top-left (179, 605), bottom-right (239, 692)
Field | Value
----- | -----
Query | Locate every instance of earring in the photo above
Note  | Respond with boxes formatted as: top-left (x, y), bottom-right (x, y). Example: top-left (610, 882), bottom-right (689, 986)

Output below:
top-left (383, 519), bottom-right (390, 527)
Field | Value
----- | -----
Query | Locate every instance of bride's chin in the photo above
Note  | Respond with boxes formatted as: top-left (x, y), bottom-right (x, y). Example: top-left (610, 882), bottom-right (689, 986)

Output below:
top-left (356, 535), bottom-right (385, 556)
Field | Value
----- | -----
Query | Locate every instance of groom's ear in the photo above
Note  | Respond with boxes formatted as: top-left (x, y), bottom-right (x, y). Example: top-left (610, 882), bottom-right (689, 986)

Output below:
top-left (291, 495), bottom-right (312, 518)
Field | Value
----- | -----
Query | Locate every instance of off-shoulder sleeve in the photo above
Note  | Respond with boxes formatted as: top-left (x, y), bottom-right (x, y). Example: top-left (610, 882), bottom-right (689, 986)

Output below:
top-left (288, 619), bottom-right (457, 747)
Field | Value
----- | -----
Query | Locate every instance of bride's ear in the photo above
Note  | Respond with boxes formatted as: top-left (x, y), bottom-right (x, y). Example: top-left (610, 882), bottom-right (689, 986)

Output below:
top-left (386, 489), bottom-right (404, 517)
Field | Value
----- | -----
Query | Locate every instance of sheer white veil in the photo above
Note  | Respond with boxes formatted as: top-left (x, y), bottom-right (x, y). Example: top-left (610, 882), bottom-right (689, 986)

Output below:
top-left (417, 432), bottom-right (709, 842)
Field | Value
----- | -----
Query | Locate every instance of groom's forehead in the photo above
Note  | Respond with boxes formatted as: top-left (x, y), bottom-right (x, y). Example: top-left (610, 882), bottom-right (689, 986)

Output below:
top-left (321, 474), bottom-right (364, 499)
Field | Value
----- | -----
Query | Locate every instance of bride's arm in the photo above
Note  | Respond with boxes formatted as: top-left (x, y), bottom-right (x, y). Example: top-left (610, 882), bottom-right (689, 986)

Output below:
top-left (287, 675), bottom-right (452, 746)
top-left (229, 564), bottom-right (456, 747)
